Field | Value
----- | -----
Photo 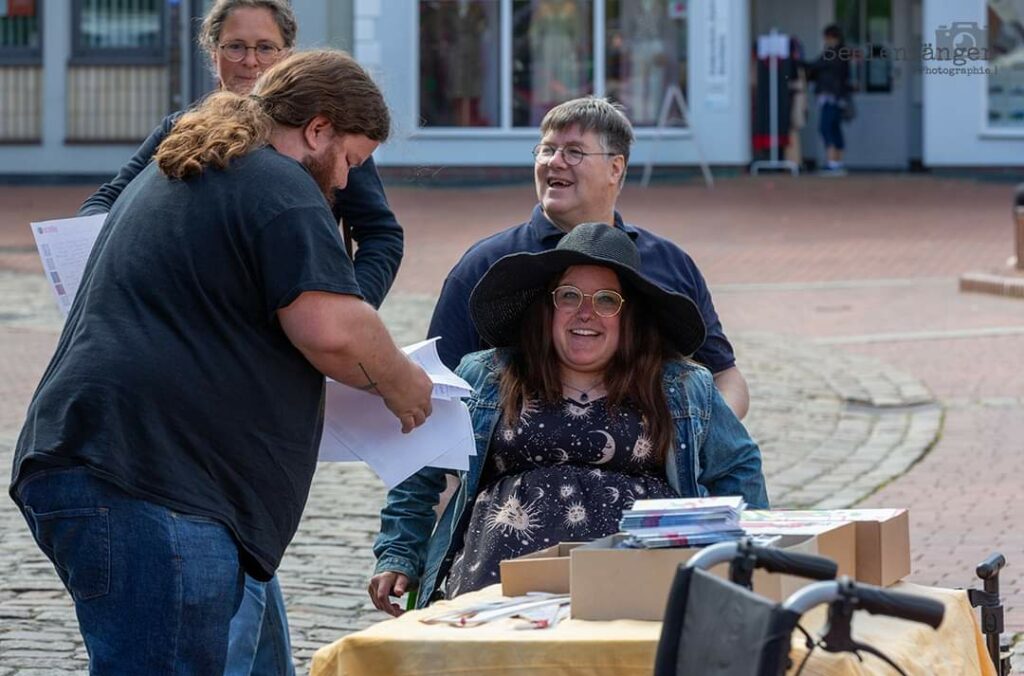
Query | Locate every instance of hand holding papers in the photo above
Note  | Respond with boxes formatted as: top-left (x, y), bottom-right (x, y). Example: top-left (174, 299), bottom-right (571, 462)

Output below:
top-left (318, 338), bottom-right (477, 488)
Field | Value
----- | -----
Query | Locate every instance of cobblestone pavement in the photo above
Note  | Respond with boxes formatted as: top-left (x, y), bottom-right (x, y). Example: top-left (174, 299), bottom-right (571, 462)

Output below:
top-left (0, 273), bottom-right (941, 673)
top-left (1, 175), bottom-right (1021, 673)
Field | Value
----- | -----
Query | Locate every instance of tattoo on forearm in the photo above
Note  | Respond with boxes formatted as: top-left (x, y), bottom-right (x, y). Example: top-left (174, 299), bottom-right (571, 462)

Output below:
top-left (358, 362), bottom-right (383, 395)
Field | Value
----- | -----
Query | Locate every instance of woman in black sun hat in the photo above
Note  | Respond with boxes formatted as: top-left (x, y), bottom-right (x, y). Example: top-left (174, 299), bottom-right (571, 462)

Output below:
top-left (370, 223), bottom-right (768, 614)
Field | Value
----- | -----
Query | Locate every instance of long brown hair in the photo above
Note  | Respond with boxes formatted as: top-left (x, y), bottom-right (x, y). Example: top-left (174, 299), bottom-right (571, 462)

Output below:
top-left (155, 50), bottom-right (390, 179)
top-left (498, 271), bottom-right (680, 464)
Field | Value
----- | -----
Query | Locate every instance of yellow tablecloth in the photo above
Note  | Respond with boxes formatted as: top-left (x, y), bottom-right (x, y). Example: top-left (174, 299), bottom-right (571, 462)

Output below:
top-left (310, 582), bottom-right (995, 676)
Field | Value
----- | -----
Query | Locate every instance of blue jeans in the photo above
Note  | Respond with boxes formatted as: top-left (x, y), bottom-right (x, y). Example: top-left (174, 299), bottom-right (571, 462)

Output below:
top-left (225, 575), bottom-right (295, 676)
top-left (16, 466), bottom-right (245, 675)
top-left (819, 101), bottom-right (845, 150)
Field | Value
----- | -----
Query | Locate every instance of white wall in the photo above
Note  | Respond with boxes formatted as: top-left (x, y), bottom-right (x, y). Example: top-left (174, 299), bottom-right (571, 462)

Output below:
top-left (358, 0), bottom-right (751, 167)
top-left (923, 0), bottom-right (1024, 165)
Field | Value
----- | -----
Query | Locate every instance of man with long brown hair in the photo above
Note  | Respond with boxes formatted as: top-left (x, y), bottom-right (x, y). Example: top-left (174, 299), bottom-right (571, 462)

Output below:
top-left (10, 50), bottom-right (432, 674)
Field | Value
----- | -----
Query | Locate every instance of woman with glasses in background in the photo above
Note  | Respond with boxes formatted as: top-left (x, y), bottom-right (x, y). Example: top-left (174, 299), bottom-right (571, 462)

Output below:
top-left (79, 0), bottom-right (402, 319)
top-left (369, 223), bottom-right (769, 615)
top-left (77, 2), bottom-right (404, 674)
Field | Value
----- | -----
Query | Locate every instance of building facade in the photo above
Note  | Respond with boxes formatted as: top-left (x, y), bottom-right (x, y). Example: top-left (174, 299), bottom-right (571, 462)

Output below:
top-left (0, 0), bottom-right (1021, 178)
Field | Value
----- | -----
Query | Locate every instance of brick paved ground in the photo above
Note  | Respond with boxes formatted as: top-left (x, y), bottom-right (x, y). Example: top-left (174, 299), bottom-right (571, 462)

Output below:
top-left (0, 175), bottom-right (1020, 673)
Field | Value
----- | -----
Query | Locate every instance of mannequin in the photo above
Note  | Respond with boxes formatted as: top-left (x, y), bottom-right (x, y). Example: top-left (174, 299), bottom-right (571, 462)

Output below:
top-left (446, 0), bottom-right (488, 126)
top-left (624, 0), bottom-right (667, 124)
top-left (529, 0), bottom-right (585, 122)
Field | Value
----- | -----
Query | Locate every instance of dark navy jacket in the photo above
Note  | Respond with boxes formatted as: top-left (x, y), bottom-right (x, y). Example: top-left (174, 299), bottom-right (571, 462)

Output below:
top-left (79, 111), bottom-right (403, 308)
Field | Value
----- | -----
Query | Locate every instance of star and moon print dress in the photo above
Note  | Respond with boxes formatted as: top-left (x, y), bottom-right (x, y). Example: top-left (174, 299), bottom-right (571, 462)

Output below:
top-left (446, 394), bottom-right (679, 597)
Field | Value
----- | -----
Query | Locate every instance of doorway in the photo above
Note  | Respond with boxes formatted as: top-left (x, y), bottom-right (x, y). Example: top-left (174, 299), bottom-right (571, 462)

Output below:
top-left (752, 0), bottom-right (920, 170)
top-left (829, 0), bottom-right (916, 168)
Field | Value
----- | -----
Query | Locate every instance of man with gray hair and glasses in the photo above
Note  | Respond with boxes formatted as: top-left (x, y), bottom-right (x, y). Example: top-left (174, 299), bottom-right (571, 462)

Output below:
top-left (428, 96), bottom-right (749, 417)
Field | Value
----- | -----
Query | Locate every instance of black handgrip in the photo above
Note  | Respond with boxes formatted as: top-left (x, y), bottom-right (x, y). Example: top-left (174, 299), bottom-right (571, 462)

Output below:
top-left (850, 583), bottom-right (945, 629)
top-left (975, 553), bottom-right (1006, 581)
top-left (748, 545), bottom-right (839, 581)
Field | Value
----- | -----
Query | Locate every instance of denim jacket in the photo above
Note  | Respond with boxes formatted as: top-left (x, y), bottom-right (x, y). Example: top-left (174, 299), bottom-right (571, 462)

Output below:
top-left (373, 349), bottom-right (769, 608)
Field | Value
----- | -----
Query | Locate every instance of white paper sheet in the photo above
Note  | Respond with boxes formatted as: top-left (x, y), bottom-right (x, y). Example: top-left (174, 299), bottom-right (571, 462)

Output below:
top-left (318, 383), bottom-right (475, 487)
top-left (317, 337), bottom-right (477, 486)
top-left (30, 215), bottom-right (106, 317)
top-left (402, 337), bottom-right (474, 400)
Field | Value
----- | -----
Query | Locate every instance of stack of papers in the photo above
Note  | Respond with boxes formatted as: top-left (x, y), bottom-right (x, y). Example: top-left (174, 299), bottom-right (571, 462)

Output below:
top-left (618, 496), bottom-right (747, 549)
top-left (420, 593), bottom-right (570, 629)
top-left (317, 337), bottom-right (477, 488)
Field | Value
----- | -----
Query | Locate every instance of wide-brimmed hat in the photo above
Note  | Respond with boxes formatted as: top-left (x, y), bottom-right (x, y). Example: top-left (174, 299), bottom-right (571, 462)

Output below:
top-left (469, 222), bottom-right (706, 356)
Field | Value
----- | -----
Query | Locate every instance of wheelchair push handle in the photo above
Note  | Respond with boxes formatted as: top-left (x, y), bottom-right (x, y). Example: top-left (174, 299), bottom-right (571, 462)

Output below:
top-left (852, 584), bottom-right (945, 629)
top-left (744, 545), bottom-right (839, 581)
top-left (975, 552), bottom-right (1006, 581)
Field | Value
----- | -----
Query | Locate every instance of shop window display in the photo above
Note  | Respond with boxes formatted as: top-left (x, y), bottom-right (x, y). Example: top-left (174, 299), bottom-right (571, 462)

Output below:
top-left (605, 0), bottom-right (688, 127)
top-left (988, 0), bottom-right (1024, 129)
top-left (420, 0), bottom-right (500, 127)
top-left (512, 0), bottom-right (593, 127)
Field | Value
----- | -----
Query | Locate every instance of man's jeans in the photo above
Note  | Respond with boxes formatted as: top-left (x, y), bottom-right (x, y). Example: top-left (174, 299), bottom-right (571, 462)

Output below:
top-left (225, 575), bottom-right (295, 676)
top-left (16, 466), bottom-right (245, 675)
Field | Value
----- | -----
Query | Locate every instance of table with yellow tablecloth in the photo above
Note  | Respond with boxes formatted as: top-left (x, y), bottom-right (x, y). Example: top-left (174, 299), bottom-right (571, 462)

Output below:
top-left (310, 582), bottom-right (995, 676)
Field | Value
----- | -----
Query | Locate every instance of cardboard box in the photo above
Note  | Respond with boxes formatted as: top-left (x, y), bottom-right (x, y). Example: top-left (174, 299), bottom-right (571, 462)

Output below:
top-left (569, 534), bottom-right (819, 621)
top-left (500, 543), bottom-right (584, 596)
top-left (743, 509), bottom-right (910, 586)
top-left (739, 520), bottom-right (857, 579)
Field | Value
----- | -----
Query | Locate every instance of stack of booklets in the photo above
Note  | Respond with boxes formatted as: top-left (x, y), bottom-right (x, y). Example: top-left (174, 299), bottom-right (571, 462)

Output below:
top-left (618, 496), bottom-right (747, 549)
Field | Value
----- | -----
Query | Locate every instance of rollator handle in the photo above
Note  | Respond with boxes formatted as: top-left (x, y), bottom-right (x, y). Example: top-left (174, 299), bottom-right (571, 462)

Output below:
top-left (743, 545), bottom-right (838, 581)
top-left (976, 553), bottom-right (1006, 581)
top-left (846, 583), bottom-right (945, 629)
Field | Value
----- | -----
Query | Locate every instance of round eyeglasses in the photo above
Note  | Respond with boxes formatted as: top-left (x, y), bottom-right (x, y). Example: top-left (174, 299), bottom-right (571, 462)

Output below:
top-left (532, 144), bottom-right (618, 166)
top-left (218, 41), bottom-right (284, 65)
top-left (551, 285), bottom-right (625, 317)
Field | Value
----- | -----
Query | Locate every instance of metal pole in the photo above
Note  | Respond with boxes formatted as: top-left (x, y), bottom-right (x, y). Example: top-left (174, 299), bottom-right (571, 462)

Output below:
top-left (769, 29), bottom-right (778, 164)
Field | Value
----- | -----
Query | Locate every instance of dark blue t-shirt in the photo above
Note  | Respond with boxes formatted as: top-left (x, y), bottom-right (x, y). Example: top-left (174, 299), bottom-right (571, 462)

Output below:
top-left (11, 147), bottom-right (361, 579)
top-left (427, 205), bottom-right (734, 373)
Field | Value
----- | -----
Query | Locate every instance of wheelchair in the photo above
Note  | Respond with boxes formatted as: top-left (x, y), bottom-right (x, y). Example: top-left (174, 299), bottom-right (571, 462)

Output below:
top-left (653, 538), bottom-right (947, 676)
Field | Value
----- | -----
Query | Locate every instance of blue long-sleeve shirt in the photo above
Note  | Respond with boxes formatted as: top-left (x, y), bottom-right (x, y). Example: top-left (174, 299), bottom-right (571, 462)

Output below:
top-left (79, 111), bottom-right (403, 308)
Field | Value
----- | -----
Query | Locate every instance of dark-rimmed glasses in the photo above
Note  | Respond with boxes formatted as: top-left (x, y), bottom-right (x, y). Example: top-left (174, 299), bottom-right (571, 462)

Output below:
top-left (532, 144), bottom-right (618, 166)
top-left (218, 41), bottom-right (285, 65)
top-left (551, 285), bottom-right (625, 317)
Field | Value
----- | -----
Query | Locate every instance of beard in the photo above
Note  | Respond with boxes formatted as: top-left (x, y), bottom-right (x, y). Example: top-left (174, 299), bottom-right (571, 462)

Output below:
top-left (301, 151), bottom-right (338, 208)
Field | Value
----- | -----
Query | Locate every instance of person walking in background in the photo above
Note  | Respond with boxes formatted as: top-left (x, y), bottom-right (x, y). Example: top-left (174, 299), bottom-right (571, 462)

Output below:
top-left (807, 24), bottom-right (853, 176)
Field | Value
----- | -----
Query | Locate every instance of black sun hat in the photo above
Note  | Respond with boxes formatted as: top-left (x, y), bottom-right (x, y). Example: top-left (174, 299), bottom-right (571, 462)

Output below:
top-left (469, 222), bottom-right (706, 356)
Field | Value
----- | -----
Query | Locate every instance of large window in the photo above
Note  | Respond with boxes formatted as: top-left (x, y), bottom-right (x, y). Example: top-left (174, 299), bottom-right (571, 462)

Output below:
top-left (0, 0), bottom-right (42, 60)
top-left (835, 0), bottom-right (894, 94)
top-left (73, 0), bottom-right (167, 62)
top-left (988, 0), bottom-right (1024, 129)
top-left (418, 0), bottom-right (688, 130)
